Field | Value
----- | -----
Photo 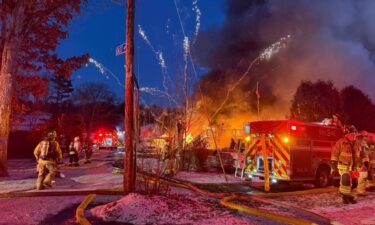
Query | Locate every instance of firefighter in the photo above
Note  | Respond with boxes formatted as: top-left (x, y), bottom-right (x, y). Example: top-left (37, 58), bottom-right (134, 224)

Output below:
top-left (68, 136), bottom-right (81, 166)
top-left (331, 125), bottom-right (369, 204)
top-left (34, 131), bottom-right (63, 190)
top-left (356, 132), bottom-right (370, 195)
top-left (367, 145), bottom-right (375, 190)
top-left (83, 140), bottom-right (93, 164)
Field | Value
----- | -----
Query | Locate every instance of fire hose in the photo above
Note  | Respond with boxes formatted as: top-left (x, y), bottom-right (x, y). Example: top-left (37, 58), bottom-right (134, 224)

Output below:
top-left (0, 170), bottom-right (335, 225)
top-left (81, 171), bottom-right (333, 225)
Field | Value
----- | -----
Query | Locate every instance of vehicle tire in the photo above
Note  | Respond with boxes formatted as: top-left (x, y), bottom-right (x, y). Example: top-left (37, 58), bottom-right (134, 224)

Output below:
top-left (315, 167), bottom-right (330, 188)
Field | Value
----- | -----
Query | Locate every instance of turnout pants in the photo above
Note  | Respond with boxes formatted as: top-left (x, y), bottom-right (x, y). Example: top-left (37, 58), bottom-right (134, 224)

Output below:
top-left (69, 152), bottom-right (79, 166)
top-left (357, 171), bottom-right (368, 195)
top-left (338, 164), bottom-right (356, 197)
top-left (36, 160), bottom-right (57, 190)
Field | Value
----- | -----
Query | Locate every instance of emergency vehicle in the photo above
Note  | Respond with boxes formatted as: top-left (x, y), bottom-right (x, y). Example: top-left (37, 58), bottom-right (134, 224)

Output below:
top-left (94, 129), bottom-right (121, 149)
top-left (243, 120), bottom-right (343, 187)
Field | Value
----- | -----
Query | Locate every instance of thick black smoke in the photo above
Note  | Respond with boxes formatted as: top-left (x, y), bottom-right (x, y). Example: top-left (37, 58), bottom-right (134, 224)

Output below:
top-left (194, 0), bottom-right (375, 119)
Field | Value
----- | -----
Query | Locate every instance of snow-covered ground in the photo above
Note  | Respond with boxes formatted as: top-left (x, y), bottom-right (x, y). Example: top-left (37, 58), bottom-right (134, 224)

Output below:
top-left (2, 150), bottom-right (375, 225)
top-left (273, 192), bottom-right (375, 225)
top-left (88, 191), bottom-right (282, 225)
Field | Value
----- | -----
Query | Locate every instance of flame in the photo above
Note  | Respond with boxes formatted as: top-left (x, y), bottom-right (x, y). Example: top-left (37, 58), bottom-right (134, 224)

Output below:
top-left (185, 133), bottom-right (194, 144)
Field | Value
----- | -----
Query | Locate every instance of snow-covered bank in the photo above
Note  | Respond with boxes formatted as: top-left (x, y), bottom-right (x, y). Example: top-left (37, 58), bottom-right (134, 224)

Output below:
top-left (88, 191), bottom-right (282, 225)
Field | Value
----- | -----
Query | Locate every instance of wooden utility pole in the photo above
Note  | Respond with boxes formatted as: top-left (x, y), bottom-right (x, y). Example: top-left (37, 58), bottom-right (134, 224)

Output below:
top-left (124, 0), bottom-right (135, 193)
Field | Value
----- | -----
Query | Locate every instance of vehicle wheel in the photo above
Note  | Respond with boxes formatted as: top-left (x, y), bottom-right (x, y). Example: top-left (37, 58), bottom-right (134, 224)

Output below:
top-left (315, 167), bottom-right (330, 188)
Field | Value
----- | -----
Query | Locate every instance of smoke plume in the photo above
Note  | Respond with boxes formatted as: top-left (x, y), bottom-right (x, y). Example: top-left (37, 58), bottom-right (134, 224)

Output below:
top-left (194, 0), bottom-right (375, 121)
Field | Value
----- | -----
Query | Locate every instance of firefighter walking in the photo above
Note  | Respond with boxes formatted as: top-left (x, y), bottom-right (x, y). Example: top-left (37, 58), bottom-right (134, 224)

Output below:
top-left (331, 126), bottom-right (369, 204)
top-left (33, 131), bottom-right (63, 190)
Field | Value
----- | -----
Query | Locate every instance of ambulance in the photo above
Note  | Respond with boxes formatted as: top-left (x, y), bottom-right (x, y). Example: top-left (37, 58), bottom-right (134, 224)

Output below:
top-left (243, 120), bottom-right (343, 187)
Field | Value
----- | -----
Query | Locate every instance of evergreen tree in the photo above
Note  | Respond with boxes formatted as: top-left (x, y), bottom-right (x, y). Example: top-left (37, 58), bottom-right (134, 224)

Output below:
top-left (340, 86), bottom-right (375, 132)
top-left (49, 75), bottom-right (74, 114)
top-left (290, 80), bottom-right (342, 122)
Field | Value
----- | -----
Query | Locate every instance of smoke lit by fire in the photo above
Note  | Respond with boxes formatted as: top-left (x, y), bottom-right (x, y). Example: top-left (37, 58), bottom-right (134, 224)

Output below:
top-left (193, 0), bottom-right (375, 129)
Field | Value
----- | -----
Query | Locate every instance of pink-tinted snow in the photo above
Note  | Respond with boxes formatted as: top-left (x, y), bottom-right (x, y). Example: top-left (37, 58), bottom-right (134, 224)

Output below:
top-left (88, 192), bottom-right (274, 225)
top-left (273, 192), bottom-right (375, 225)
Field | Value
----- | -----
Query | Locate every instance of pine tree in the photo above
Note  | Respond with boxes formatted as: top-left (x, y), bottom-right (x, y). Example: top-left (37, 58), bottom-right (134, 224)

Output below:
top-left (49, 75), bottom-right (74, 114)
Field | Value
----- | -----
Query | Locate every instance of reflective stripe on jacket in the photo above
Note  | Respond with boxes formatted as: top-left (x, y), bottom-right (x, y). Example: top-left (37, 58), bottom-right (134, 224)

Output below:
top-left (331, 137), bottom-right (366, 168)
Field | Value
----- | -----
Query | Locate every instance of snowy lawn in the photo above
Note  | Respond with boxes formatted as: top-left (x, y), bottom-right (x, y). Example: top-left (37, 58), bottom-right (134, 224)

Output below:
top-left (272, 191), bottom-right (375, 225)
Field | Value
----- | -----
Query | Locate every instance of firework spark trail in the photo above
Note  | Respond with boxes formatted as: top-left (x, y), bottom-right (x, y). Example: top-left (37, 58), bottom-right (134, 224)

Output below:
top-left (87, 58), bottom-right (176, 104)
top-left (260, 34), bottom-right (291, 60)
top-left (139, 87), bottom-right (178, 105)
top-left (138, 25), bottom-right (157, 53)
top-left (174, 0), bottom-right (199, 82)
top-left (138, 24), bottom-right (172, 99)
top-left (211, 35), bottom-right (292, 120)
top-left (88, 58), bottom-right (125, 88)
top-left (183, 36), bottom-right (190, 61)
top-left (192, 0), bottom-right (201, 44)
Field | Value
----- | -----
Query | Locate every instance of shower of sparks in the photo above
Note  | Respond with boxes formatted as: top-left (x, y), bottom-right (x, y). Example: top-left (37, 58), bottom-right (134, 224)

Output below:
top-left (192, 0), bottom-right (201, 44)
top-left (260, 34), bottom-right (291, 60)
top-left (211, 35), bottom-right (292, 120)
top-left (138, 25), bottom-right (156, 52)
top-left (138, 24), bottom-right (171, 93)
top-left (140, 87), bottom-right (178, 105)
top-left (88, 57), bottom-right (124, 88)
top-left (88, 58), bottom-right (105, 75)
top-left (183, 36), bottom-right (190, 60)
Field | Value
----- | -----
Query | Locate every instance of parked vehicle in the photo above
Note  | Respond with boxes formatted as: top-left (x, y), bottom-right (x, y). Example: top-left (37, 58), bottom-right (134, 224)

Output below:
top-left (242, 120), bottom-right (342, 187)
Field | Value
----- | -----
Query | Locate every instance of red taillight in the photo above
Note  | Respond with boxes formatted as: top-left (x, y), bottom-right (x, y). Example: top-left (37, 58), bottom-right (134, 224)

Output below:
top-left (291, 125), bottom-right (297, 131)
top-left (99, 133), bottom-right (103, 137)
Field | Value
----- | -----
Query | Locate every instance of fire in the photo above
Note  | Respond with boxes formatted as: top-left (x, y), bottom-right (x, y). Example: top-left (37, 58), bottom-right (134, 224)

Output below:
top-left (185, 133), bottom-right (194, 144)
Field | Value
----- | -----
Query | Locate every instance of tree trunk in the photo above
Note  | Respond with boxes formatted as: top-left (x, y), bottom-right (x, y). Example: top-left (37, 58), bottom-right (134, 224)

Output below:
top-left (0, 0), bottom-right (28, 177)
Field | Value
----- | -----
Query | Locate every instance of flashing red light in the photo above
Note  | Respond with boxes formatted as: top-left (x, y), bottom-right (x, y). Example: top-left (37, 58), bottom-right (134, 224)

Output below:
top-left (291, 125), bottom-right (297, 131)
top-left (99, 133), bottom-right (103, 137)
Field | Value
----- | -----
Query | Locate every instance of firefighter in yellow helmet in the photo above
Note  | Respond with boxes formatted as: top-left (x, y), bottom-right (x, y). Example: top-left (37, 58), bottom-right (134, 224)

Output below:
top-left (33, 131), bottom-right (63, 190)
top-left (331, 125), bottom-right (369, 204)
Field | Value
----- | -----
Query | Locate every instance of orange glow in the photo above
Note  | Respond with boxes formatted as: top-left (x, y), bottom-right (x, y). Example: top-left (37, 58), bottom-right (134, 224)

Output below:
top-left (245, 136), bottom-right (251, 142)
top-left (185, 133), bottom-right (194, 144)
top-left (283, 137), bottom-right (289, 143)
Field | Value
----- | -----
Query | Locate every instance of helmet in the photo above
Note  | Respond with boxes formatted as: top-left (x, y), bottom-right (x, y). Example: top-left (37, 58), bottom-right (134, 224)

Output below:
top-left (47, 131), bottom-right (57, 139)
top-left (344, 125), bottom-right (357, 134)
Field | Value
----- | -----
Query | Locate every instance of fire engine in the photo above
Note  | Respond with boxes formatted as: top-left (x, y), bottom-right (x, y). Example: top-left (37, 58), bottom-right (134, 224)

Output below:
top-left (242, 120), bottom-right (343, 187)
top-left (94, 129), bottom-right (122, 149)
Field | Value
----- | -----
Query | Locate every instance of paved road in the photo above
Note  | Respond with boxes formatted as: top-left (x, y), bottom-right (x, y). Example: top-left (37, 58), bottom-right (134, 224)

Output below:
top-left (0, 150), bottom-right (122, 194)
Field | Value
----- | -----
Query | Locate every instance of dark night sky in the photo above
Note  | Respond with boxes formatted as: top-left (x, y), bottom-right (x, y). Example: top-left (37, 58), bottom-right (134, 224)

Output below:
top-left (56, 0), bottom-right (225, 104)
